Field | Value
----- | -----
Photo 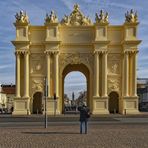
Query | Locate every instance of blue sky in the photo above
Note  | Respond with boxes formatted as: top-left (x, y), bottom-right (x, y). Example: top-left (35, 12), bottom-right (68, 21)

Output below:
top-left (0, 0), bottom-right (148, 94)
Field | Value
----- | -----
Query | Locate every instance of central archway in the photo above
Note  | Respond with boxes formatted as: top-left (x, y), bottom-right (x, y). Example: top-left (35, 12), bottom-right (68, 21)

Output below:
top-left (61, 64), bottom-right (90, 113)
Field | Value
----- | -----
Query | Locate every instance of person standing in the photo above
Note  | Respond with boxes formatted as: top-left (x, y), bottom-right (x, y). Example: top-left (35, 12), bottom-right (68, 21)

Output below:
top-left (78, 104), bottom-right (90, 134)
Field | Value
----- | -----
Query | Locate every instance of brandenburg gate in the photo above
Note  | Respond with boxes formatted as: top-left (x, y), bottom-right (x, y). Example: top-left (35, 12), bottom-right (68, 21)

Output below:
top-left (12, 4), bottom-right (141, 115)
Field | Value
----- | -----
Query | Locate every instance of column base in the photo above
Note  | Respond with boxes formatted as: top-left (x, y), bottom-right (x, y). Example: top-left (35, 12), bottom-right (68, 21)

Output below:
top-left (92, 96), bottom-right (109, 114)
top-left (12, 97), bottom-right (30, 115)
top-left (44, 99), bottom-right (60, 115)
top-left (121, 96), bottom-right (139, 115)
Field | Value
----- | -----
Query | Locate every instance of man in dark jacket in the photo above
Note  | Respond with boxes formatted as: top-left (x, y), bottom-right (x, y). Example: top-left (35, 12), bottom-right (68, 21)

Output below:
top-left (78, 104), bottom-right (90, 134)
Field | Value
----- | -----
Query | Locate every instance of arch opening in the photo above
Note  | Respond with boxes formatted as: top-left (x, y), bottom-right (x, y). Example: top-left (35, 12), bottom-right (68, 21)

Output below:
top-left (62, 64), bottom-right (90, 114)
top-left (108, 91), bottom-right (119, 113)
top-left (33, 92), bottom-right (43, 114)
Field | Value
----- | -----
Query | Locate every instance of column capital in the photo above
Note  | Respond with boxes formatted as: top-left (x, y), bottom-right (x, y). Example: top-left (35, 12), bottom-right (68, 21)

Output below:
top-left (44, 50), bottom-right (53, 55)
top-left (15, 51), bottom-right (21, 55)
top-left (94, 50), bottom-right (102, 55)
top-left (94, 50), bottom-right (107, 55)
top-left (52, 50), bottom-right (59, 55)
top-left (124, 50), bottom-right (138, 55)
top-left (132, 50), bottom-right (139, 55)
top-left (102, 50), bottom-right (108, 54)
top-left (124, 50), bottom-right (130, 55)
top-left (44, 50), bottom-right (59, 55)
top-left (15, 50), bottom-right (25, 55)
top-left (24, 50), bottom-right (30, 55)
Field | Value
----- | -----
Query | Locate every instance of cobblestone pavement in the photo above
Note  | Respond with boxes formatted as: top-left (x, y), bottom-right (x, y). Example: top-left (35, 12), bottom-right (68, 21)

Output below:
top-left (0, 124), bottom-right (148, 148)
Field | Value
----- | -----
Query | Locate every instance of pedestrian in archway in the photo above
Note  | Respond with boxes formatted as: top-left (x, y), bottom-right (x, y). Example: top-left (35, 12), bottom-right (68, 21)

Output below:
top-left (78, 104), bottom-right (90, 134)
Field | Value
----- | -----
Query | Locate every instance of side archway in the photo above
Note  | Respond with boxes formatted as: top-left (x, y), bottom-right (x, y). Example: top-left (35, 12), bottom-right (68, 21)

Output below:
top-left (108, 91), bottom-right (119, 113)
top-left (33, 92), bottom-right (43, 114)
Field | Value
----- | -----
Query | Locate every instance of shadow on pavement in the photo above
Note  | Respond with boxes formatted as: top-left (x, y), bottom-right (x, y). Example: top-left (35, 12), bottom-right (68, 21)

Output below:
top-left (22, 131), bottom-right (80, 135)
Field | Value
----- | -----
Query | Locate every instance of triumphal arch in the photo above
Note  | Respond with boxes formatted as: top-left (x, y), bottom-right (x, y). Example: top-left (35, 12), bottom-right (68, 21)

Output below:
top-left (12, 4), bottom-right (141, 115)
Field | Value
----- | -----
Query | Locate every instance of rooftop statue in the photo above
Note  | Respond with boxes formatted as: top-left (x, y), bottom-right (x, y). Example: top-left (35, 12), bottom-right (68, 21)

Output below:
top-left (45, 10), bottom-right (58, 24)
top-left (15, 11), bottom-right (29, 24)
top-left (95, 10), bottom-right (109, 24)
top-left (61, 4), bottom-right (92, 26)
top-left (125, 9), bottom-right (138, 23)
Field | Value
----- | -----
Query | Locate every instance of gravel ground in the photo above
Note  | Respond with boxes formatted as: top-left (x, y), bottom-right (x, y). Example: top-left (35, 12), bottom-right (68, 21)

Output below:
top-left (0, 124), bottom-right (148, 148)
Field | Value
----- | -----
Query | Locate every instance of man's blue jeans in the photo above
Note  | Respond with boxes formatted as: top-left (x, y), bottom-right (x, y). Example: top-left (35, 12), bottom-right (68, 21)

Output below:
top-left (80, 120), bottom-right (87, 134)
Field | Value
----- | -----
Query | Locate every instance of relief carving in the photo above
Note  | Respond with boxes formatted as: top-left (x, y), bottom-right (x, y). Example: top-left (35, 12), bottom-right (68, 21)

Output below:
top-left (108, 78), bottom-right (120, 92)
top-left (108, 54), bottom-right (121, 75)
top-left (32, 79), bottom-right (44, 94)
top-left (30, 54), bottom-right (45, 75)
top-left (59, 53), bottom-right (93, 73)
top-left (108, 62), bottom-right (120, 75)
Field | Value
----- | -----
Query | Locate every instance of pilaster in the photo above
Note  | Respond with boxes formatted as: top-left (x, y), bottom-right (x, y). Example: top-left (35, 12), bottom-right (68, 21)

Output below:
top-left (102, 50), bottom-right (108, 97)
top-left (94, 51), bottom-right (100, 97)
top-left (15, 51), bottom-right (21, 98)
top-left (132, 51), bottom-right (138, 96)
top-left (124, 51), bottom-right (129, 96)
top-left (23, 51), bottom-right (30, 98)
top-left (44, 51), bottom-right (52, 98)
top-left (53, 51), bottom-right (59, 97)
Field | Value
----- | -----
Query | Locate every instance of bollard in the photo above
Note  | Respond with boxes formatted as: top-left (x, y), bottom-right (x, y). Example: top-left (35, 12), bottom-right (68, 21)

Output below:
top-left (37, 109), bottom-right (38, 115)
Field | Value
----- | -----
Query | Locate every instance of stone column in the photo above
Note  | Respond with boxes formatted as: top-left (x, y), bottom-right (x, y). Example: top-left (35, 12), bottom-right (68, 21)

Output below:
top-left (23, 51), bottom-right (29, 98)
top-left (124, 51), bottom-right (129, 96)
top-left (46, 52), bottom-right (51, 97)
top-left (15, 52), bottom-right (21, 98)
top-left (102, 51), bottom-right (107, 97)
top-left (94, 51), bottom-right (99, 97)
top-left (54, 51), bottom-right (59, 97)
top-left (132, 51), bottom-right (138, 96)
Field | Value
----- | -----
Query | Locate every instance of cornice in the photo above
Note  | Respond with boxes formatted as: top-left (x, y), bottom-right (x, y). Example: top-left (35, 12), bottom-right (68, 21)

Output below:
top-left (44, 22), bottom-right (59, 26)
top-left (14, 22), bottom-right (29, 27)
top-left (93, 40), bottom-right (110, 45)
top-left (121, 40), bottom-right (142, 45)
top-left (61, 43), bottom-right (93, 47)
top-left (44, 40), bottom-right (61, 44)
top-left (123, 22), bottom-right (139, 26)
top-left (94, 22), bottom-right (109, 26)
top-left (11, 40), bottom-right (30, 46)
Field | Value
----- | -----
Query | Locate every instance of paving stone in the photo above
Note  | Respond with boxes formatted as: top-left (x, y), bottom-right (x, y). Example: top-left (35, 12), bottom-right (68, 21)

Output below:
top-left (0, 124), bottom-right (148, 148)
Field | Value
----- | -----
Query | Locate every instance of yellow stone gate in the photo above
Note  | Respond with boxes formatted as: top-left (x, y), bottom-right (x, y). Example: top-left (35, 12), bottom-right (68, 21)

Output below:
top-left (12, 4), bottom-right (141, 115)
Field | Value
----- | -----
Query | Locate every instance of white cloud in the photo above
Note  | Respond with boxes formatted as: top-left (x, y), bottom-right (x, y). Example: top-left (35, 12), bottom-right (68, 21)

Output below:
top-left (0, 64), bottom-right (14, 70)
top-left (60, 0), bottom-right (75, 11)
top-left (138, 69), bottom-right (148, 78)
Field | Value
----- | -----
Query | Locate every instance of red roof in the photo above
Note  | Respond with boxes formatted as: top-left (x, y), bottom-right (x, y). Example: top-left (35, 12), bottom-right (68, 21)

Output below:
top-left (1, 85), bottom-right (15, 94)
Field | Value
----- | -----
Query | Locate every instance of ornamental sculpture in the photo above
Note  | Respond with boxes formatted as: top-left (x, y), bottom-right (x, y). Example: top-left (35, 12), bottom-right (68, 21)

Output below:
top-left (95, 10), bottom-right (109, 24)
top-left (61, 4), bottom-right (92, 26)
top-left (45, 10), bottom-right (58, 24)
top-left (15, 11), bottom-right (29, 24)
top-left (125, 9), bottom-right (138, 23)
